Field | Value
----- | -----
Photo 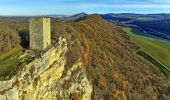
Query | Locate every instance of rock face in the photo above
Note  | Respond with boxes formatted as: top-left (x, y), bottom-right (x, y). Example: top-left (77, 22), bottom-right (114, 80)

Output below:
top-left (55, 62), bottom-right (92, 100)
top-left (0, 37), bottom-right (92, 100)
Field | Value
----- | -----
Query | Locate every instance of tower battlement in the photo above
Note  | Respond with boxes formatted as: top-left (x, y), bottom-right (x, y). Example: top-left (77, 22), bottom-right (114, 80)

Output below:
top-left (30, 17), bottom-right (51, 50)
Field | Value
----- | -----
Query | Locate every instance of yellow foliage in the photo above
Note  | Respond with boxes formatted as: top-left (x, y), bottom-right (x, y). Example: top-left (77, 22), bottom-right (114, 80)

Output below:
top-left (111, 70), bottom-right (120, 80)
top-left (113, 90), bottom-right (127, 100)
top-left (122, 80), bottom-right (128, 90)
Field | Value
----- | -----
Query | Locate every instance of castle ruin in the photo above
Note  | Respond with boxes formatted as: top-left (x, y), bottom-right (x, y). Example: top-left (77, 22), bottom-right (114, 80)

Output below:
top-left (30, 17), bottom-right (51, 50)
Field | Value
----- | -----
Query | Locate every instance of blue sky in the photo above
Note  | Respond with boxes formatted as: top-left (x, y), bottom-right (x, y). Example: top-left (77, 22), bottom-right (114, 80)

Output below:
top-left (0, 0), bottom-right (170, 15)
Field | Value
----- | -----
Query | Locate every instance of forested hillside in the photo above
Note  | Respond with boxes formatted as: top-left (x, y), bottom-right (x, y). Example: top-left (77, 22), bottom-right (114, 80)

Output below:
top-left (52, 14), bottom-right (170, 99)
top-left (0, 20), bottom-right (28, 54)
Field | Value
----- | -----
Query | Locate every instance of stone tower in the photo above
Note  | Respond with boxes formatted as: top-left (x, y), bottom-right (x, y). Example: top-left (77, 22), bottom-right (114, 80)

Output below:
top-left (30, 17), bottom-right (51, 50)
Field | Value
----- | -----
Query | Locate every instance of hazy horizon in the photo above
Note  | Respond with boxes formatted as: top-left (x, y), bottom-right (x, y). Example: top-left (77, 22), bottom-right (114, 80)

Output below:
top-left (0, 0), bottom-right (170, 16)
top-left (1, 12), bottom-right (170, 17)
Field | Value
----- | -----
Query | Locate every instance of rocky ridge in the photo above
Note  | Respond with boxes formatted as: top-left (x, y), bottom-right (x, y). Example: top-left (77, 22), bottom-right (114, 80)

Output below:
top-left (0, 37), bottom-right (92, 100)
top-left (53, 14), bottom-right (170, 99)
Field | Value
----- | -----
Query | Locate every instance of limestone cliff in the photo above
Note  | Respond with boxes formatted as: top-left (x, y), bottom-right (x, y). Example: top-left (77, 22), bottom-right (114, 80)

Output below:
top-left (0, 37), bottom-right (92, 100)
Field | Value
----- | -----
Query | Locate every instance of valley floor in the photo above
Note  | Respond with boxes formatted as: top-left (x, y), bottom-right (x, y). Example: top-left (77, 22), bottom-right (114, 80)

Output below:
top-left (123, 27), bottom-right (170, 76)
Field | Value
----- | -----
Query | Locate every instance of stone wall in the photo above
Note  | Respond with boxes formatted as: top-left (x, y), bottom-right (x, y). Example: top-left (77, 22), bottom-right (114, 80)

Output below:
top-left (43, 18), bottom-right (51, 49)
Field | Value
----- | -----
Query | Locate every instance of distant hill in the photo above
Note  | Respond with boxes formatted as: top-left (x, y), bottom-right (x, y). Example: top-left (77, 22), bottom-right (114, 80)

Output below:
top-left (60, 12), bottom-right (88, 21)
top-left (101, 13), bottom-right (170, 21)
top-left (101, 13), bottom-right (170, 41)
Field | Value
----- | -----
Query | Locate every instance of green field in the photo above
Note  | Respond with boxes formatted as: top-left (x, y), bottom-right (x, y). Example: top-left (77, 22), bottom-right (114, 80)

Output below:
top-left (136, 17), bottom-right (156, 21)
top-left (123, 27), bottom-right (170, 76)
top-left (0, 46), bottom-right (34, 80)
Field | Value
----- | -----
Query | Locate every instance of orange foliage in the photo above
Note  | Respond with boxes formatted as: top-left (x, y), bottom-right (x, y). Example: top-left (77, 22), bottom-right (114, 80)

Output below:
top-left (122, 80), bottom-right (128, 90)
top-left (71, 93), bottom-right (82, 100)
top-left (81, 38), bottom-right (89, 65)
top-left (99, 78), bottom-right (106, 89)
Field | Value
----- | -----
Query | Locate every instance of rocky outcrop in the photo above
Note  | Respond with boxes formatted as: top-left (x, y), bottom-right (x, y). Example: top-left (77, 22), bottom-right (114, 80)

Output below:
top-left (55, 62), bottom-right (92, 100)
top-left (0, 37), bottom-right (92, 100)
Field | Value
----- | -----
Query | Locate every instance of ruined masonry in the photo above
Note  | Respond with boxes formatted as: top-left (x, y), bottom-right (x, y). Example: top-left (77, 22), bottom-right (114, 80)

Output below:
top-left (30, 18), bottom-right (51, 50)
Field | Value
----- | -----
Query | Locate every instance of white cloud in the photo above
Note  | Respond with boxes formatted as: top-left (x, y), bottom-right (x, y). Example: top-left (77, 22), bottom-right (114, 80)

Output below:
top-left (149, 0), bottom-right (170, 3)
top-left (78, 3), bottom-right (170, 8)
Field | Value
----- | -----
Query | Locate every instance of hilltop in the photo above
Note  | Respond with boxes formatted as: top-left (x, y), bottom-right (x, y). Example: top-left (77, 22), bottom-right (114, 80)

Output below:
top-left (52, 14), bottom-right (170, 99)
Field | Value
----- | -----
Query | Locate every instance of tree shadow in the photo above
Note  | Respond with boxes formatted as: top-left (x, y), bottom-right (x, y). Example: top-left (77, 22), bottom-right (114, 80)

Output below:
top-left (19, 30), bottom-right (29, 49)
top-left (137, 50), bottom-right (170, 77)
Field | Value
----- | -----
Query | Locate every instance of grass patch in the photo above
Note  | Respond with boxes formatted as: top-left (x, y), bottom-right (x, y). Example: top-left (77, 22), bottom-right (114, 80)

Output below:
top-left (123, 27), bottom-right (170, 76)
top-left (0, 47), bottom-right (23, 80)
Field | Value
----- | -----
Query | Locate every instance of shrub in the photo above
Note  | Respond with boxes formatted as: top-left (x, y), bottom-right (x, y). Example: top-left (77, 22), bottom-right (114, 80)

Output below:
top-left (113, 90), bottom-right (127, 100)
top-left (81, 38), bottom-right (89, 65)
top-left (98, 77), bottom-right (106, 89)
top-left (71, 93), bottom-right (82, 100)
